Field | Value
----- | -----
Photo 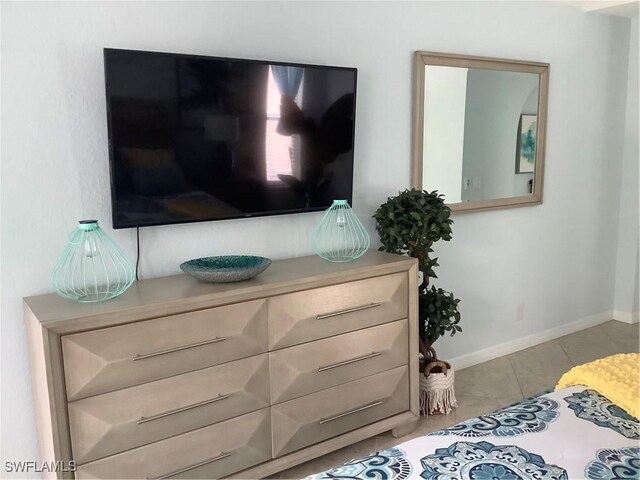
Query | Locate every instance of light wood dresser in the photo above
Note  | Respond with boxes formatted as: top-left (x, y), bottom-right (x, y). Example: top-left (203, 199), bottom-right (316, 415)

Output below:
top-left (24, 251), bottom-right (419, 479)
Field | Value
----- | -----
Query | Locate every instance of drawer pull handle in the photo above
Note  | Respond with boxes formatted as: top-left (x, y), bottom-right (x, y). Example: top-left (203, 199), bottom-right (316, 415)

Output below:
top-left (316, 302), bottom-right (382, 320)
top-left (318, 352), bottom-right (383, 372)
top-left (150, 451), bottom-right (232, 480)
top-left (137, 394), bottom-right (230, 424)
top-left (132, 337), bottom-right (227, 361)
top-left (319, 400), bottom-right (384, 425)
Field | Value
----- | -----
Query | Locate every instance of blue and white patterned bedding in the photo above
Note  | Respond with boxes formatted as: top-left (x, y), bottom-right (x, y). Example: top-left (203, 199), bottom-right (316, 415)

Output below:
top-left (305, 386), bottom-right (639, 480)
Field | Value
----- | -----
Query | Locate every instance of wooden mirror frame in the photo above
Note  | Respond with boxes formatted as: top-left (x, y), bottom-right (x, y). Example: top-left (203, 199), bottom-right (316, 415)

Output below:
top-left (411, 51), bottom-right (550, 213)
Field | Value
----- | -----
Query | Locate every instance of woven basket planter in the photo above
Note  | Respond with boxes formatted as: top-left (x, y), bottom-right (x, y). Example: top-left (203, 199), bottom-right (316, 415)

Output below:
top-left (419, 358), bottom-right (458, 415)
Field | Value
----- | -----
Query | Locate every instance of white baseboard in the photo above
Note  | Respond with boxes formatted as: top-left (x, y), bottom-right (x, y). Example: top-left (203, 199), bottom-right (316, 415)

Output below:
top-left (448, 310), bottom-right (613, 371)
top-left (613, 309), bottom-right (640, 324)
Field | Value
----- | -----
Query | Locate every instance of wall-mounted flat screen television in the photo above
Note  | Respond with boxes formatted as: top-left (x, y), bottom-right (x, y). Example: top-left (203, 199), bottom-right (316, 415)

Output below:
top-left (104, 48), bottom-right (357, 229)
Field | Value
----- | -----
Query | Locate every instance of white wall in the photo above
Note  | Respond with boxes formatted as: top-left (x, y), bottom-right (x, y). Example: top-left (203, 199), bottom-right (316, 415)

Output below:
top-left (613, 14), bottom-right (639, 323)
top-left (423, 66), bottom-right (468, 203)
top-left (1, 1), bottom-right (631, 468)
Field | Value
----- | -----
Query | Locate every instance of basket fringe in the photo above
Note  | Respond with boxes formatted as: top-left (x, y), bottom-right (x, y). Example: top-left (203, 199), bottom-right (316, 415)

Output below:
top-left (419, 369), bottom-right (458, 415)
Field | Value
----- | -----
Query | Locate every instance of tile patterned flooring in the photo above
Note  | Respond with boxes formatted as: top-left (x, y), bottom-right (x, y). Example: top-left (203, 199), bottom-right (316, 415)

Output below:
top-left (271, 320), bottom-right (639, 479)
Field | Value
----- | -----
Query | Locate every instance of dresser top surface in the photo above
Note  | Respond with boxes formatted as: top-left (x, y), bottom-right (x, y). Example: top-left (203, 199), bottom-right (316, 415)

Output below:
top-left (24, 250), bottom-right (415, 330)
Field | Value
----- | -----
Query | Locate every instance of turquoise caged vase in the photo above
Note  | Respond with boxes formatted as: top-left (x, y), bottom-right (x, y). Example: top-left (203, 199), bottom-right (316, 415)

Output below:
top-left (312, 200), bottom-right (370, 262)
top-left (51, 220), bottom-right (135, 302)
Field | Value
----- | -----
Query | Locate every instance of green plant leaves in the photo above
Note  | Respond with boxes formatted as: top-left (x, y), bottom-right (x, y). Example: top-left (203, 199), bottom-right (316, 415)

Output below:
top-left (373, 188), bottom-right (461, 346)
top-left (373, 189), bottom-right (454, 275)
top-left (419, 286), bottom-right (462, 345)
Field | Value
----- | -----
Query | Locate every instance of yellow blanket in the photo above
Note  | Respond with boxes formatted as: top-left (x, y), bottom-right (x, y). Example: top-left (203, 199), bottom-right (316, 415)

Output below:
top-left (556, 353), bottom-right (640, 419)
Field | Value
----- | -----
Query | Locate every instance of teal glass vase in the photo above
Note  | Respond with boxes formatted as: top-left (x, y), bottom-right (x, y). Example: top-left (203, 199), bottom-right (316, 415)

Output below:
top-left (312, 200), bottom-right (370, 262)
top-left (51, 220), bottom-right (135, 302)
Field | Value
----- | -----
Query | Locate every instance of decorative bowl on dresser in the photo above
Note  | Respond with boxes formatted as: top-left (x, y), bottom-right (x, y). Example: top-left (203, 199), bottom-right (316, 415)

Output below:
top-left (179, 255), bottom-right (272, 283)
top-left (24, 251), bottom-right (419, 479)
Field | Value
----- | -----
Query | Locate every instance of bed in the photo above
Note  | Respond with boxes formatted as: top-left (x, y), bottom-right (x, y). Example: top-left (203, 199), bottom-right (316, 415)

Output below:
top-left (304, 385), bottom-right (639, 480)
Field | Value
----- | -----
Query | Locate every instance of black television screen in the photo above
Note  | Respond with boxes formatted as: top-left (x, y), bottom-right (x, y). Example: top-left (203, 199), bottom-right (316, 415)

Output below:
top-left (104, 48), bottom-right (357, 229)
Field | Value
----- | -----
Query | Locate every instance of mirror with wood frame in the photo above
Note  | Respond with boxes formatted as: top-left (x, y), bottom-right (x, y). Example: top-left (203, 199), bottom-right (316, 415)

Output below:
top-left (411, 51), bottom-right (549, 213)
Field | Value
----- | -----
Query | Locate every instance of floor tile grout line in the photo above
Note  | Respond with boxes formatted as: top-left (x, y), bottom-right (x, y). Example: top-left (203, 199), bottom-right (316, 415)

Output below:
top-left (506, 355), bottom-right (526, 400)
top-left (596, 321), bottom-right (630, 351)
top-left (549, 339), bottom-right (576, 368)
top-left (593, 322), bottom-right (615, 344)
top-left (555, 336), bottom-right (578, 366)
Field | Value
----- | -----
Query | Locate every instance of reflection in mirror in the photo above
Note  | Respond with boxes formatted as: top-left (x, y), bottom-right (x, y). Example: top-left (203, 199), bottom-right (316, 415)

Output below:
top-left (424, 67), bottom-right (539, 203)
top-left (412, 52), bottom-right (549, 213)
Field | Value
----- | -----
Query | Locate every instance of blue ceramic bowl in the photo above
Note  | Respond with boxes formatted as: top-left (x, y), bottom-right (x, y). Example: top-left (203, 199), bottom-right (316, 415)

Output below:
top-left (180, 255), bottom-right (272, 283)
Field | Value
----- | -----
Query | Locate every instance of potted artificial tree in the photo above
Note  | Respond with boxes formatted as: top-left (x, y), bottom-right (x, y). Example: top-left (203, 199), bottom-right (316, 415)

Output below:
top-left (374, 189), bottom-right (461, 413)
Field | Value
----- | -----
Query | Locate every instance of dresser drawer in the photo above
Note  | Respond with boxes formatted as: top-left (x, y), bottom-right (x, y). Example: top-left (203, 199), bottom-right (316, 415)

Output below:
top-left (268, 273), bottom-right (408, 349)
top-left (75, 408), bottom-right (271, 479)
top-left (62, 299), bottom-right (267, 400)
top-left (271, 366), bottom-right (409, 457)
top-left (270, 320), bottom-right (408, 404)
top-left (68, 353), bottom-right (269, 464)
